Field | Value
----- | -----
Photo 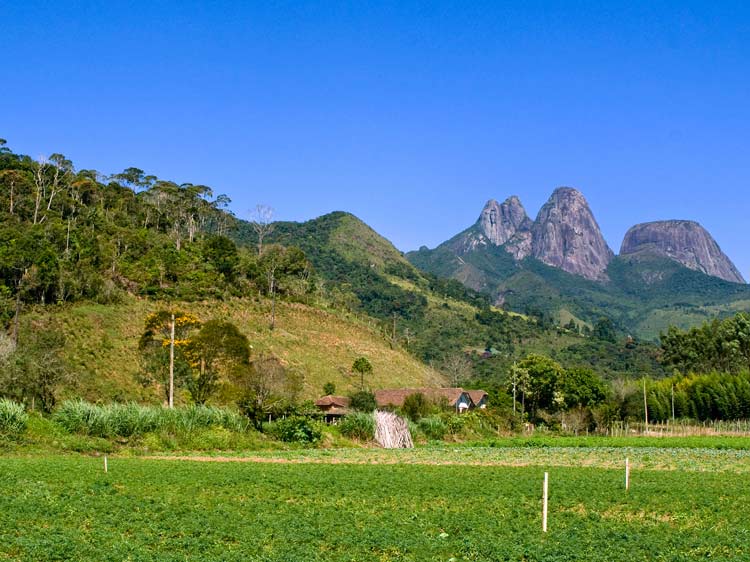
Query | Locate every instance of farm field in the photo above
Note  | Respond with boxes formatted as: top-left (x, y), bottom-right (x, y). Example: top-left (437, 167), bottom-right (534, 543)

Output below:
top-left (2, 446), bottom-right (750, 561)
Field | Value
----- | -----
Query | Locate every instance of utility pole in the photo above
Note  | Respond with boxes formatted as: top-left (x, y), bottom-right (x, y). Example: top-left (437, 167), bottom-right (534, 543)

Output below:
top-left (169, 313), bottom-right (175, 409)
top-left (643, 378), bottom-right (649, 430)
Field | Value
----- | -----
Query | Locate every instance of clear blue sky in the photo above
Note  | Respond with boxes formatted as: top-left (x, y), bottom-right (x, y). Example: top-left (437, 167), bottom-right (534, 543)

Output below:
top-left (3, 1), bottom-right (749, 277)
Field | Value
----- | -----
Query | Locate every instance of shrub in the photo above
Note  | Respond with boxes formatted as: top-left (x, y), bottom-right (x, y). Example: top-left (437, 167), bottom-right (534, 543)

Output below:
top-left (402, 392), bottom-right (431, 421)
top-left (0, 399), bottom-right (28, 437)
top-left (440, 412), bottom-right (465, 435)
top-left (418, 416), bottom-right (447, 440)
top-left (266, 416), bottom-right (322, 443)
top-left (349, 391), bottom-right (376, 412)
top-left (339, 412), bottom-right (375, 441)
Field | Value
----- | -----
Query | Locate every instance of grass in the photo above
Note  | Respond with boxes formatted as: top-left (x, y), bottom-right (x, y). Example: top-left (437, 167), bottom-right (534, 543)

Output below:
top-left (1, 449), bottom-right (749, 560)
top-left (26, 296), bottom-right (445, 403)
top-left (0, 399), bottom-right (28, 437)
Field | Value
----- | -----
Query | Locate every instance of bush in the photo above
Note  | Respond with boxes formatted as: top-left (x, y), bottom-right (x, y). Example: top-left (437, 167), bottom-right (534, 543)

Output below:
top-left (266, 416), bottom-right (322, 443)
top-left (349, 391), bottom-right (376, 412)
top-left (440, 412), bottom-right (465, 435)
top-left (339, 412), bottom-right (375, 441)
top-left (0, 399), bottom-right (28, 437)
top-left (402, 392), bottom-right (431, 421)
top-left (418, 416), bottom-right (447, 440)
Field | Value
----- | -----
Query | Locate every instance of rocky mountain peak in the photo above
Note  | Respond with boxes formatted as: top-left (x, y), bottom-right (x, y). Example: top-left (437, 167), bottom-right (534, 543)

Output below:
top-left (478, 196), bottom-right (532, 246)
top-left (530, 187), bottom-right (614, 281)
top-left (620, 220), bottom-right (745, 284)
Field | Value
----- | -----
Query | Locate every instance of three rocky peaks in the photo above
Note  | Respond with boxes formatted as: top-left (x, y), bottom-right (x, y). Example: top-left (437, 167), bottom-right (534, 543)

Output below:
top-left (465, 187), bottom-right (744, 284)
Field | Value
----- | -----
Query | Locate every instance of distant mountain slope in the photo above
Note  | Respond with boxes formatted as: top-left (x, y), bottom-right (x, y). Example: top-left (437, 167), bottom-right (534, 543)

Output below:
top-left (621, 220), bottom-right (745, 284)
top-left (407, 189), bottom-right (750, 340)
top-left (234, 211), bottom-right (666, 379)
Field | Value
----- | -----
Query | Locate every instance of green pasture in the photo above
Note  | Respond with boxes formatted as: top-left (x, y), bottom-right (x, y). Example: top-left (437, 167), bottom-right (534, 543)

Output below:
top-left (1, 448), bottom-right (749, 561)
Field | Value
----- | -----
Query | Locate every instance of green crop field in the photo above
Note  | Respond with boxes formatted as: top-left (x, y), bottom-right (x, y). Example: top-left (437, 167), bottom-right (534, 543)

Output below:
top-left (2, 446), bottom-right (749, 561)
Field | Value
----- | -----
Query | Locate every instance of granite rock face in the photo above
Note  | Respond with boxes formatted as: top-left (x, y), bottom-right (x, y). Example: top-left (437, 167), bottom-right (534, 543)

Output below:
top-left (530, 187), bottom-right (614, 281)
top-left (478, 196), bottom-right (533, 246)
top-left (620, 220), bottom-right (745, 284)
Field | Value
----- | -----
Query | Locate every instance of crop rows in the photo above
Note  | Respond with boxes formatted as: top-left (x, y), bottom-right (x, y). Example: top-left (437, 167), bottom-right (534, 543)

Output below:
top-left (1, 453), bottom-right (748, 561)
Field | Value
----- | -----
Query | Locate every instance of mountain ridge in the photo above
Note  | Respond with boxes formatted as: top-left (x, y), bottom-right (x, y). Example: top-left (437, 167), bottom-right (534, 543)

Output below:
top-left (410, 187), bottom-right (744, 286)
top-left (406, 187), bottom-right (750, 339)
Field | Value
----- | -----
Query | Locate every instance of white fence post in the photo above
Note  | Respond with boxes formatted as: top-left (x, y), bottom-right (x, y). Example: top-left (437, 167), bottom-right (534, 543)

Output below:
top-left (625, 458), bottom-right (629, 491)
top-left (542, 472), bottom-right (549, 533)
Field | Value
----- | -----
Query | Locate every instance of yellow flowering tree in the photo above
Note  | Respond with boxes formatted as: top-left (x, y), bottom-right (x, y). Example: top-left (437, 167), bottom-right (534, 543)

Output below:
top-left (138, 310), bottom-right (201, 404)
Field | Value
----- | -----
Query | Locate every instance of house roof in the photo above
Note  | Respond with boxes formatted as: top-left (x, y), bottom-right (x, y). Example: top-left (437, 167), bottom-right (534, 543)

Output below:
top-left (315, 395), bottom-right (351, 408)
top-left (323, 406), bottom-right (350, 416)
top-left (466, 390), bottom-right (488, 404)
top-left (374, 388), bottom-right (468, 408)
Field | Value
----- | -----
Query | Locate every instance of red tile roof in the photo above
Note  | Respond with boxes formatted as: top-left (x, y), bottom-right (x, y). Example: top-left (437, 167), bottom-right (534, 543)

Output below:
top-left (466, 390), bottom-right (488, 404)
top-left (314, 395), bottom-right (351, 408)
top-left (374, 388), bottom-right (467, 408)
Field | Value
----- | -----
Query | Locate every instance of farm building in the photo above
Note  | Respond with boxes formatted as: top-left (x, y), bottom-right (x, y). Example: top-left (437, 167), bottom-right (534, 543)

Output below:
top-left (374, 388), bottom-right (484, 412)
top-left (467, 390), bottom-right (488, 409)
top-left (314, 395), bottom-right (351, 423)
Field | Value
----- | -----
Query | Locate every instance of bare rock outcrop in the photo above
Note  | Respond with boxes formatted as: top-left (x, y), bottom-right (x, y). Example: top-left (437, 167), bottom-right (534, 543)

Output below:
top-left (478, 196), bottom-right (533, 246)
top-left (530, 187), bottom-right (614, 281)
top-left (620, 220), bottom-right (745, 284)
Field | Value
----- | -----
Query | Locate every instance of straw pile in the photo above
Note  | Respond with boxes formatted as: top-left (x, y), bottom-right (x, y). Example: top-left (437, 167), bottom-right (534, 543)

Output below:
top-left (374, 410), bottom-right (413, 449)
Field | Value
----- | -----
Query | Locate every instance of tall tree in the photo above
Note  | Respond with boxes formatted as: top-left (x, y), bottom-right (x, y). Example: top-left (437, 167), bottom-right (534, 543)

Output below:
top-left (250, 204), bottom-right (274, 255)
top-left (138, 311), bottom-right (201, 404)
top-left (183, 320), bottom-right (250, 404)
top-left (352, 356), bottom-right (373, 390)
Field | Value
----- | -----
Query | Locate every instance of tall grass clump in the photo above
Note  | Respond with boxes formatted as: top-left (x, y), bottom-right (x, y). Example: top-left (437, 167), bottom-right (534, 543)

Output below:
top-left (0, 399), bottom-right (28, 437)
top-left (418, 416), bottom-right (447, 440)
top-left (339, 412), bottom-right (375, 441)
top-left (54, 400), bottom-right (249, 438)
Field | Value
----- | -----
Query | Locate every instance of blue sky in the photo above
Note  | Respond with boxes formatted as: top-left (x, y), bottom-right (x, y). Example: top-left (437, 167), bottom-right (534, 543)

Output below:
top-left (3, 1), bottom-right (749, 277)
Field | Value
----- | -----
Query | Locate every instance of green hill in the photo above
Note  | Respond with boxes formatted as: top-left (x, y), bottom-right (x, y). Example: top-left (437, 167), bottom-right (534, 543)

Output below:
top-left (24, 296), bottom-right (446, 404)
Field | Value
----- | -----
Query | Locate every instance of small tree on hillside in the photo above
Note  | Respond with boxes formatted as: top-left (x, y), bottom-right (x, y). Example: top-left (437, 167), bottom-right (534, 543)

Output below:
top-left (0, 318), bottom-right (70, 412)
top-left (402, 392), bottom-right (431, 421)
top-left (352, 357), bottom-right (373, 390)
top-left (236, 353), bottom-right (288, 429)
top-left (323, 381), bottom-right (336, 395)
top-left (250, 204), bottom-right (274, 256)
top-left (183, 320), bottom-right (250, 404)
top-left (138, 310), bottom-right (201, 405)
top-left (441, 353), bottom-right (472, 387)
top-left (517, 354), bottom-right (564, 418)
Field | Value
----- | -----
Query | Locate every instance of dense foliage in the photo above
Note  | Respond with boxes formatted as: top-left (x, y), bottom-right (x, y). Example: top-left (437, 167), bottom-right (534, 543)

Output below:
top-left (0, 141), bottom-right (313, 309)
top-left (661, 312), bottom-right (750, 375)
top-left (644, 371), bottom-right (750, 422)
